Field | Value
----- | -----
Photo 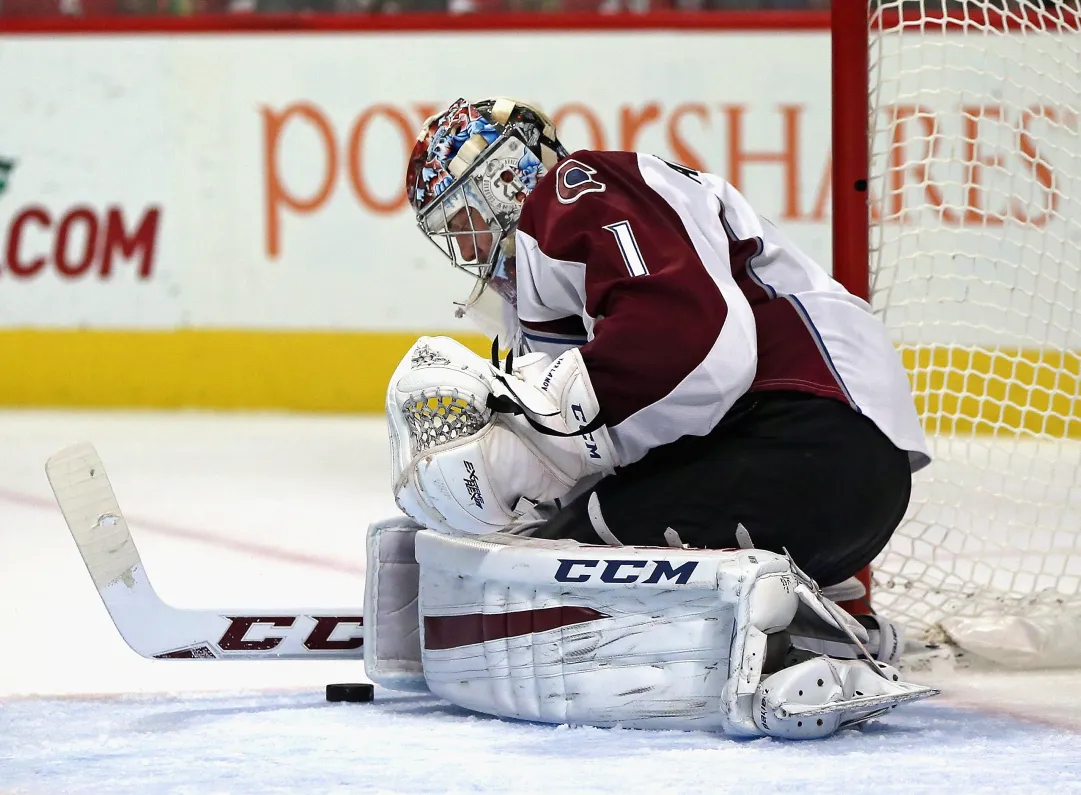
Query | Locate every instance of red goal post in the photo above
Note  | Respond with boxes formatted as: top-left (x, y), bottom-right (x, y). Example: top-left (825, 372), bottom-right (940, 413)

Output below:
top-left (831, 3), bottom-right (873, 616)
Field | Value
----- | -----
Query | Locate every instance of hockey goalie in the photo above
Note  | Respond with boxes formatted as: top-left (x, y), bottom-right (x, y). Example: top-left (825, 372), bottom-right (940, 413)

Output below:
top-left (364, 98), bottom-right (938, 739)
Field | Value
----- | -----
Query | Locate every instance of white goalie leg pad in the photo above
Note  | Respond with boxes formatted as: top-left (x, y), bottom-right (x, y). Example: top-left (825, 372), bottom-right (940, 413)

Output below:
top-left (753, 657), bottom-right (934, 740)
top-left (363, 517), bottom-right (428, 692)
top-left (413, 530), bottom-right (799, 733)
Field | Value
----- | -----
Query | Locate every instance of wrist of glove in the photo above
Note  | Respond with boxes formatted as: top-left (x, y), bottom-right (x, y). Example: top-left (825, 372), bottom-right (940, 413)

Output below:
top-left (488, 346), bottom-right (620, 482)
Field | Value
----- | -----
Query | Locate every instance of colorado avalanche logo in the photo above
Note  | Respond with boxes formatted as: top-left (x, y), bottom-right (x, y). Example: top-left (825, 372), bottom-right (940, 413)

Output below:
top-left (555, 159), bottom-right (606, 204)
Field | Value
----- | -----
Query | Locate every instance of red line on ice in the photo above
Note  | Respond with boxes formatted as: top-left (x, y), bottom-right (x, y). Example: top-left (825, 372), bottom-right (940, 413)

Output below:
top-left (0, 487), bottom-right (365, 577)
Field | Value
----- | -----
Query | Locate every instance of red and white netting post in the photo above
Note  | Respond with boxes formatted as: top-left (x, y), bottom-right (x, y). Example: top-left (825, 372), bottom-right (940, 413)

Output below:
top-left (834, 1), bottom-right (1081, 668)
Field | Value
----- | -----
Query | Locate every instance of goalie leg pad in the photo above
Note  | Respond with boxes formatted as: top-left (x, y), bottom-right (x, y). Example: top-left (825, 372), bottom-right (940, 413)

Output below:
top-left (408, 529), bottom-right (939, 737)
top-left (363, 517), bottom-right (428, 692)
top-left (413, 530), bottom-right (799, 733)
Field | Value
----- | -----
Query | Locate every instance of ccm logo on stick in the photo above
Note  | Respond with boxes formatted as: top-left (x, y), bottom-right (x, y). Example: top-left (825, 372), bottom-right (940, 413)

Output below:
top-left (218, 616), bottom-right (364, 652)
top-left (554, 559), bottom-right (698, 584)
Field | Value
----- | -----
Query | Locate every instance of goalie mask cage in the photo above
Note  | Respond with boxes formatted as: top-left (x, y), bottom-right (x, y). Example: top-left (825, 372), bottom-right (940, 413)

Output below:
top-left (833, 1), bottom-right (1081, 663)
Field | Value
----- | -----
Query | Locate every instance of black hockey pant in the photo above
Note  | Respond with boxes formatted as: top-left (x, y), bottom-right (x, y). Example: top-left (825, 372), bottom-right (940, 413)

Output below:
top-left (532, 391), bottom-right (913, 588)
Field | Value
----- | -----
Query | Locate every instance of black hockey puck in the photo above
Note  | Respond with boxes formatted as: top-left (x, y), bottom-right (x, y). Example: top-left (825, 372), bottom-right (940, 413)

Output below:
top-left (326, 682), bottom-right (375, 703)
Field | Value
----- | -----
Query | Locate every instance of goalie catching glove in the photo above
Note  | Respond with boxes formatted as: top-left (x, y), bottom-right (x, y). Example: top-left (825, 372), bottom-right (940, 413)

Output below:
top-left (387, 336), bottom-right (618, 535)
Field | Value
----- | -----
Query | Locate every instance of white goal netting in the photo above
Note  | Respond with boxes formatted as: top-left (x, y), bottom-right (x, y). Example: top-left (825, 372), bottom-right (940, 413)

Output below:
top-left (867, 1), bottom-right (1081, 665)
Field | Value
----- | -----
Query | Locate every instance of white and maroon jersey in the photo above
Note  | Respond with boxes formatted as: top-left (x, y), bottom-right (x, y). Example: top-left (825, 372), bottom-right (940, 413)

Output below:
top-left (513, 149), bottom-right (931, 472)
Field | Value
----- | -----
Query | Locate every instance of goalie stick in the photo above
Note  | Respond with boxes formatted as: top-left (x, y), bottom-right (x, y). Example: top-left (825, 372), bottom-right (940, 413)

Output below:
top-left (45, 442), bottom-right (364, 660)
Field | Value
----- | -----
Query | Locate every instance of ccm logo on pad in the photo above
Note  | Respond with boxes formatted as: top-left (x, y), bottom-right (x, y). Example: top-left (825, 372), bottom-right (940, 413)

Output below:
top-left (554, 558), bottom-right (699, 584)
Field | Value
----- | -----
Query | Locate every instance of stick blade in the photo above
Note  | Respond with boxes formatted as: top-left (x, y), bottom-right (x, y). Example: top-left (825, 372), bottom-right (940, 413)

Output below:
top-left (46, 442), bottom-right (140, 590)
top-left (44, 443), bottom-right (368, 661)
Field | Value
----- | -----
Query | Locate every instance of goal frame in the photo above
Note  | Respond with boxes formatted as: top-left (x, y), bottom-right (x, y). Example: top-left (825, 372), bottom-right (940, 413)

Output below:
top-left (831, 2), bottom-right (873, 612)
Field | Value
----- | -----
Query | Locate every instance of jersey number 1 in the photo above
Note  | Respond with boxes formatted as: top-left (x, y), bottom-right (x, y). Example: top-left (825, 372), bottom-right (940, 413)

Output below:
top-left (603, 221), bottom-right (650, 278)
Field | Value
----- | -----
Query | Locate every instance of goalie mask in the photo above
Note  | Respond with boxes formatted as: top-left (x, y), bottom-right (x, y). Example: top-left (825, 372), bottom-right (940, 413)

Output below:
top-left (406, 98), bottom-right (568, 340)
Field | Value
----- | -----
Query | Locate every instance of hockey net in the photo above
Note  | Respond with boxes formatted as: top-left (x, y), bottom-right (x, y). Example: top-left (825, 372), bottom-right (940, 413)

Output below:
top-left (851, 1), bottom-right (1081, 666)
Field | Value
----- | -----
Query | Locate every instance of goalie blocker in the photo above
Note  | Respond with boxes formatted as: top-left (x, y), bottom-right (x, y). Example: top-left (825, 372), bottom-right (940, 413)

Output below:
top-left (364, 519), bottom-right (937, 739)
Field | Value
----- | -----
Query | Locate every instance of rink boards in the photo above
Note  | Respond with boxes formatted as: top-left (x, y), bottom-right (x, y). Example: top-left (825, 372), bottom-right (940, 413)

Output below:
top-left (0, 21), bottom-right (1078, 425)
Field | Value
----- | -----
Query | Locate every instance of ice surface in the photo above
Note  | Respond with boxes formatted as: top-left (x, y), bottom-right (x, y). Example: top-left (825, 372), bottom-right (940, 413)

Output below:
top-left (1, 411), bottom-right (1080, 794)
top-left (3, 691), bottom-right (1081, 795)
